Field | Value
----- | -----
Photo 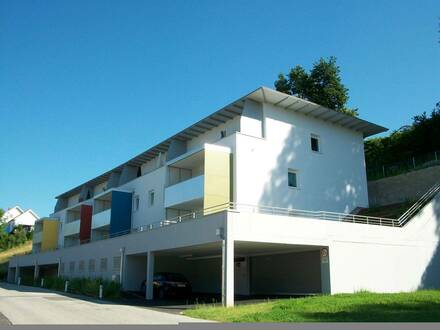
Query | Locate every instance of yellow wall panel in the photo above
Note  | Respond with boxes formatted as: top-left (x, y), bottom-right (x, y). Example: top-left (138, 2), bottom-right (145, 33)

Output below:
top-left (41, 220), bottom-right (59, 252)
top-left (204, 149), bottom-right (231, 215)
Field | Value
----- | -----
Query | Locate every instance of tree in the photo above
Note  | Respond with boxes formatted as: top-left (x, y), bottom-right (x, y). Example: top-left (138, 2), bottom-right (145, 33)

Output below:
top-left (364, 102), bottom-right (440, 167)
top-left (274, 57), bottom-right (358, 116)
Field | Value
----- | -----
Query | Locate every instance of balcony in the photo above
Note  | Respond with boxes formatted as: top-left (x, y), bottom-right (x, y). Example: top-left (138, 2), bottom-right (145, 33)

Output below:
top-left (91, 189), bottom-right (132, 240)
top-left (33, 231), bottom-right (42, 244)
top-left (92, 208), bottom-right (111, 229)
top-left (164, 175), bottom-right (204, 209)
top-left (63, 219), bottom-right (80, 237)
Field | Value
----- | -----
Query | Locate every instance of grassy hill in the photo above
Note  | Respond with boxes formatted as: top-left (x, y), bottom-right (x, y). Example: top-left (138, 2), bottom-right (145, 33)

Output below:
top-left (0, 241), bottom-right (32, 279)
top-left (185, 291), bottom-right (440, 322)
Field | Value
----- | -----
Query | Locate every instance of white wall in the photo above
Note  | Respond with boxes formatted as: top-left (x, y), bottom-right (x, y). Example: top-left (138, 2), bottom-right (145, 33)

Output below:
top-left (235, 102), bottom-right (368, 213)
top-left (93, 182), bottom-right (107, 196)
top-left (186, 116), bottom-right (240, 151)
top-left (67, 194), bottom-right (80, 207)
top-left (230, 192), bottom-right (440, 293)
top-left (118, 166), bottom-right (167, 229)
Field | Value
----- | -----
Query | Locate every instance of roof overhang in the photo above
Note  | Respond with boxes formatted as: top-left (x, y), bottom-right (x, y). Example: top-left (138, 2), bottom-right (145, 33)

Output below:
top-left (56, 87), bottom-right (387, 199)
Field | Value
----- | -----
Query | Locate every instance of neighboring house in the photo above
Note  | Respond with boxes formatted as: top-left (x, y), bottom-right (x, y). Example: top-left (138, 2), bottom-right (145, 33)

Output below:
top-left (2, 206), bottom-right (39, 233)
top-left (8, 87), bottom-right (440, 306)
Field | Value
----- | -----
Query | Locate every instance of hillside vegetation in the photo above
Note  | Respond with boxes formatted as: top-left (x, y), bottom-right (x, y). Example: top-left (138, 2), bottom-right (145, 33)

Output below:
top-left (0, 241), bottom-right (32, 280)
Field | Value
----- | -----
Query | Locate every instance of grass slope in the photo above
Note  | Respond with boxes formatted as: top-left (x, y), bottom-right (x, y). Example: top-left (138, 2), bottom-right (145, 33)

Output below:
top-left (0, 241), bottom-right (32, 264)
top-left (0, 241), bottom-right (32, 277)
top-left (184, 291), bottom-right (440, 322)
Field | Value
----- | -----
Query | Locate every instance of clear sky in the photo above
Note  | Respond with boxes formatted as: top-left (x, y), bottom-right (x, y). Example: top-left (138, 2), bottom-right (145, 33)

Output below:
top-left (1, 0), bottom-right (439, 217)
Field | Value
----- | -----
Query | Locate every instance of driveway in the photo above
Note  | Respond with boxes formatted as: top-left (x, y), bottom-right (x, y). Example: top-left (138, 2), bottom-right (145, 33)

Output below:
top-left (0, 283), bottom-right (208, 325)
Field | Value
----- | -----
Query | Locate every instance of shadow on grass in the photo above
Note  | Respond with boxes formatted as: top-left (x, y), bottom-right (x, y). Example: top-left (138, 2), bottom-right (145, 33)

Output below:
top-left (294, 302), bottom-right (440, 322)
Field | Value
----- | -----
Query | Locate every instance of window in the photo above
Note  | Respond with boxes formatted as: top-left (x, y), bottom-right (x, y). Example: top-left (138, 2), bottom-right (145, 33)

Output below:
top-left (89, 259), bottom-right (95, 272)
top-left (69, 261), bottom-right (75, 273)
top-left (133, 195), bottom-right (140, 212)
top-left (113, 256), bottom-right (121, 272)
top-left (220, 130), bottom-right (227, 138)
top-left (310, 134), bottom-right (320, 152)
top-left (288, 170), bottom-right (298, 188)
top-left (79, 260), bottom-right (85, 272)
top-left (100, 258), bottom-right (108, 272)
top-left (148, 190), bottom-right (155, 207)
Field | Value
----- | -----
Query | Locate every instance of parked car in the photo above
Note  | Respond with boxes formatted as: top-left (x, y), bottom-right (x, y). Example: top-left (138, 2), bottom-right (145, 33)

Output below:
top-left (140, 272), bottom-right (192, 299)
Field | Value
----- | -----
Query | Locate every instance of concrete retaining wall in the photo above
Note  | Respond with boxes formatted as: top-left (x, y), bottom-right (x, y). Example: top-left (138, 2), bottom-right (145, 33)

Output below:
top-left (368, 165), bottom-right (440, 207)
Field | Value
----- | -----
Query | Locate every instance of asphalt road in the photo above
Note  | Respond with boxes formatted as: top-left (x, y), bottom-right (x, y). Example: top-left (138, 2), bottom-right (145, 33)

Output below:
top-left (0, 283), bottom-right (208, 325)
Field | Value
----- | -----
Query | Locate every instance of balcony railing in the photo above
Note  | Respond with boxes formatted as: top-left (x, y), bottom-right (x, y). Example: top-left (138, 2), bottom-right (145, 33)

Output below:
top-left (33, 231), bottom-right (42, 244)
top-left (56, 182), bottom-right (440, 247)
top-left (63, 219), bottom-right (80, 236)
top-left (92, 209), bottom-right (111, 229)
top-left (164, 174), bottom-right (204, 208)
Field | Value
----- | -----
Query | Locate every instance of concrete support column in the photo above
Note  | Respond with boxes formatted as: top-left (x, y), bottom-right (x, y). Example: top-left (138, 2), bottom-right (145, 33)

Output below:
top-left (146, 251), bottom-right (155, 300)
top-left (15, 266), bottom-right (20, 283)
top-left (34, 261), bottom-right (39, 280)
top-left (222, 236), bottom-right (234, 307)
top-left (320, 247), bottom-right (331, 294)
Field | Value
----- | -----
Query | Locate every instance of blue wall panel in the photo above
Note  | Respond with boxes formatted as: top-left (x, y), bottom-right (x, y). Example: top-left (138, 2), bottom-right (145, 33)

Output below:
top-left (109, 191), bottom-right (132, 237)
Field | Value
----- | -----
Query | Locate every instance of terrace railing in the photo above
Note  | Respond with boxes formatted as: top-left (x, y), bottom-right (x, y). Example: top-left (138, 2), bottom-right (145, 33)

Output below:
top-left (74, 181), bottom-right (440, 247)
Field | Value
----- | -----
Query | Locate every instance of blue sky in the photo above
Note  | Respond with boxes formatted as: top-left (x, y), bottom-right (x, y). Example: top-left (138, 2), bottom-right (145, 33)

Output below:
top-left (1, 0), bottom-right (439, 216)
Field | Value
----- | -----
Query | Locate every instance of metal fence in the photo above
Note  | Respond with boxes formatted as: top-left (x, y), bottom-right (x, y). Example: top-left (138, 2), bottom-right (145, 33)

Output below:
top-left (367, 150), bottom-right (440, 181)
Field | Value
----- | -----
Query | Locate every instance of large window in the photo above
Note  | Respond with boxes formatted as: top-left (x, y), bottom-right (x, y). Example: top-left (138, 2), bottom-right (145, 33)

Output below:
top-left (288, 170), bottom-right (298, 188)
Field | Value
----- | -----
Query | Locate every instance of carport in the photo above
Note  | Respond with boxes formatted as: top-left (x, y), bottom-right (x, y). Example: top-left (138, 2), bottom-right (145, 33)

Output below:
top-left (123, 241), bottom-right (330, 306)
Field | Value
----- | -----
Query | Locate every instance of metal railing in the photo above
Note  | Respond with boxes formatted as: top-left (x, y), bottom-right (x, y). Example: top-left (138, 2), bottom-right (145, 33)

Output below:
top-left (367, 150), bottom-right (440, 181)
top-left (68, 182), bottom-right (440, 248)
top-left (397, 181), bottom-right (440, 226)
top-left (227, 203), bottom-right (399, 227)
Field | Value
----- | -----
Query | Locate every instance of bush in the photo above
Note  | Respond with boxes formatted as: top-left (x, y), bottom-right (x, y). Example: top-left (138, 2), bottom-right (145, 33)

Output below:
top-left (31, 276), bottom-right (121, 299)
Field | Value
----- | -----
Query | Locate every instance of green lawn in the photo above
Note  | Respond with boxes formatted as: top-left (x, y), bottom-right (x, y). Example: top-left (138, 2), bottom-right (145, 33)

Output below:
top-left (184, 291), bottom-right (440, 322)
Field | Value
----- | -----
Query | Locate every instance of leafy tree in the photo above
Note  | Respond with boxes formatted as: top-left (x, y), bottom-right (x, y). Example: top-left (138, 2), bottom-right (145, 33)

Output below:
top-left (365, 102), bottom-right (440, 167)
top-left (275, 57), bottom-right (358, 116)
top-left (0, 209), bottom-right (4, 221)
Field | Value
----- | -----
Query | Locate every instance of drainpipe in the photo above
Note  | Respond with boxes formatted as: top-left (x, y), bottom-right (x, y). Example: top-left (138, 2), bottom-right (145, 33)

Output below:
top-left (119, 247), bottom-right (125, 285)
top-left (57, 258), bottom-right (61, 277)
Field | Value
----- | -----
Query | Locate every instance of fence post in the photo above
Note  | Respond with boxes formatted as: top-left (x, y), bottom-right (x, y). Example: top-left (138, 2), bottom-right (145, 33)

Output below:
top-left (17, 277), bottom-right (21, 287)
top-left (382, 165), bottom-right (385, 177)
top-left (41, 278), bottom-right (44, 287)
top-left (412, 157), bottom-right (416, 169)
top-left (99, 285), bottom-right (103, 299)
top-left (65, 281), bottom-right (69, 293)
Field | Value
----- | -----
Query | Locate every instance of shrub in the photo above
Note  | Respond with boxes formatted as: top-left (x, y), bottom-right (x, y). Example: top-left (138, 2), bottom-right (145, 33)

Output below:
top-left (35, 276), bottom-right (121, 299)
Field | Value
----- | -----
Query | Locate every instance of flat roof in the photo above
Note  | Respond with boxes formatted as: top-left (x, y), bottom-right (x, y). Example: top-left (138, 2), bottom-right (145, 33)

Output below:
top-left (56, 87), bottom-right (387, 199)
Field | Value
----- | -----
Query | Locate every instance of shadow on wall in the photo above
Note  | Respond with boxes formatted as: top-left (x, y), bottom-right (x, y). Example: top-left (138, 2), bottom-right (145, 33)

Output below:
top-left (258, 126), bottom-right (365, 213)
top-left (419, 195), bottom-right (440, 289)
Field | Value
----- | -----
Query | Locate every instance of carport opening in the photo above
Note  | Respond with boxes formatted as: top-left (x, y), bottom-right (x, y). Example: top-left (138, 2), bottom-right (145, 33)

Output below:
top-left (122, 242), bottom-right (329, 304)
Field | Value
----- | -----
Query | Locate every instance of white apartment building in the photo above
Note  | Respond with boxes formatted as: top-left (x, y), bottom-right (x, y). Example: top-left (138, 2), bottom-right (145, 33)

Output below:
top-left (8, 87), bottom-right (440, 306)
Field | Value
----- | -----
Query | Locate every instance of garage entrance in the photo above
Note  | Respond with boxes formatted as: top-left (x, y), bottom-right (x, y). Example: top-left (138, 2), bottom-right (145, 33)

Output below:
top-left (123, 241), bottom-right (330, 304)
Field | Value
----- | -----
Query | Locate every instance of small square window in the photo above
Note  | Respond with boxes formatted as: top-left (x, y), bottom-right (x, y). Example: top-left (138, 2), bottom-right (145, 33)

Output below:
top-left (133, 195), bottom-right (140, 212)
top-left (148, 190), bottom-right (155, 207)
top-left (220, 130), bottom-right (227, 138)
top-left (311, 134), bottom-right (320, 152)
top-left (288, 170), bottom-right (298, 188)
